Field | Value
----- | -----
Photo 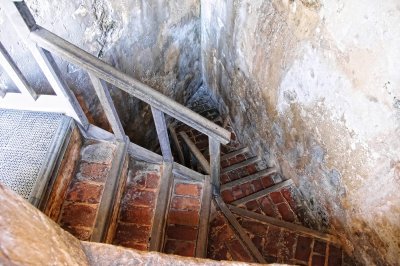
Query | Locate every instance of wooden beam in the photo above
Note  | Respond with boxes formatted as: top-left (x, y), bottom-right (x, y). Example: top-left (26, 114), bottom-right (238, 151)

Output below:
top-left (149, 162), bottom-right (173, 251)
top-left (151, 107), bottom-right (173, 162)
top-left (0, 42), bottom-right (38, 100)
top-left (128, 142), bottom-right (163, 165)
top-left (172, 162), bottom-right (206, 183)
top-left (195, 175), bottom-right (212, 258)
top-left (221, 167), bottom-right (277, 191)
top-left (214, 196), bottom-right (266, 263)
top-left (104, 155), bottom-right (129, 244)
top-left (2, 2), bottom-right (89, 129)
top-left (29, 27), bottom-right (231, 144)
top-left (231, 179), bottom-right (294, 206)
top-left (220, 147), bottom-right (249, 161)
top-left (228, 205), bottom-right (341, 244)
top-left (168, 125), bottom-right (184, 164)
top-left (209, 138), bottom-right (221, 195)
top-left (179, 131), bottom-right (210, 174)
top-left (88, 72), bottom-right (125, 140)
top-left (91, 138), bottom-right (128, 242)
top-left (0, 89), bottom-right (5, 98)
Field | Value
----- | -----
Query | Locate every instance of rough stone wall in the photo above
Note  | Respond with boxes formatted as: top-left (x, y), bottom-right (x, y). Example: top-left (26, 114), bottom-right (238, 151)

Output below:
top-left (201, 0), bottom-right (400, 264)
top-left (0, 0), bottom-right (201, 148)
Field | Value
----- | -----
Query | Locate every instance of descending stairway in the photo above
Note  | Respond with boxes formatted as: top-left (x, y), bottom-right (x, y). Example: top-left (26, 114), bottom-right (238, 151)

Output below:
top-left (0, 4), bottom-right (351, 265)
top-left (170, 88), bottom-right (348, 265)
top-left (40, 119), bottom-right (211, 258)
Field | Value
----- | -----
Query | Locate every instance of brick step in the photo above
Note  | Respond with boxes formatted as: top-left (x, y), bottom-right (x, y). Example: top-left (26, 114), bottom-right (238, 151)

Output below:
top-left (232, 208), bottom-right (345, 265)
top-left (162, 178), bottom-right (205, 257)
top-left (228, 182), bottom-right (321, 230)
top-left (57, 140), bottom-right (117, 241)
top-left (231, 179), bottom-right (294, 206)
top-left (221, 167), bottom-right (278, 192)
top-left (111, 159), bottom-right (162, 251)
top-left (207, 203), bottom-right (256, 262)
top-left (220, 147), bottom-right (250, 161)
top-left (221, 156), bottom-right (261, 174)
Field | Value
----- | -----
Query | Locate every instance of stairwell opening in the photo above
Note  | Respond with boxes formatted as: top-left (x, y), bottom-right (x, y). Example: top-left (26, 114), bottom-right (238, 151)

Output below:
top-left (0, 0), bottom-right (399, 265)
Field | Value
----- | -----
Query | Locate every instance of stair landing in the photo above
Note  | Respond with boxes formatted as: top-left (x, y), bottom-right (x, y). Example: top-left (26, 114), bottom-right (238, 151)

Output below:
top-left (0, 109), bottom-right (71, 204)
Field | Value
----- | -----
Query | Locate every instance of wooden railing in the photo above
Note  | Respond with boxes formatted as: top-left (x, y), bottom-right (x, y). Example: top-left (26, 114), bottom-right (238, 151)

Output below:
top-left (1, 1), bottom-right (230, 192)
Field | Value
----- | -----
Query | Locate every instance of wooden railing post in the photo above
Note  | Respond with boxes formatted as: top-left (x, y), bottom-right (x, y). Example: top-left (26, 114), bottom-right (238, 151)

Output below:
top-left (88, 72), bottom-right (125, 140)
top-left (151, 107), bottom-right (173, 162)
top-left (0, 42), bottom-right (38, 100)
top-left (209, 138), bottom-right (221, 195)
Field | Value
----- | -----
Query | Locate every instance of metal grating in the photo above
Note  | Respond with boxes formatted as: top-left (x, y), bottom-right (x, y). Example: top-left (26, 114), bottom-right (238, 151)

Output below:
top-left (0, 109), bottom-right (65, 199)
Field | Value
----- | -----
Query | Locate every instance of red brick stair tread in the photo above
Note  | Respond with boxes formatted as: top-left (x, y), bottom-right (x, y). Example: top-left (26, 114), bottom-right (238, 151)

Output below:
top-left (221, 167), bottom-right (278, 191)
top-left (221, 156), bottom-right (261, 174)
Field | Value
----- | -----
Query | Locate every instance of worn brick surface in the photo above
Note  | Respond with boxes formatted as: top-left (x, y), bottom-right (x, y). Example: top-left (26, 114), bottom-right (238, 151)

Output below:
top-left (112, 159), bottom-right (162, 251)
top-left (163, 178), bottom-right (203, 257)
top-left (166, 224), bottom-right (198, 241)
top-left (170, 196), bottom-right (201, 211)
top-left (77, 162), bottom-right (110, 182)
top-left (164, 240), bottom-right (196, 257)
top-left (295, 235), bottom-right (313, 262)
top-left (59, 202), bottom-right (98, 228)
top-left (56, 140), bottom-right (115, 241)
top-left (114, 223), bottom-right (151, 245)
top-left (168, 209), bottom-right (200, 226)
top-left (175, 183), bottom-right (202, 197)
top-left (207, 210), bottom-right (255, 263)
top-left (237, 216), bottom-right (344, 265)
top-left (65, 181), bottom-right (104, 204)
top-left (119, 206), bottom-right (153, 225)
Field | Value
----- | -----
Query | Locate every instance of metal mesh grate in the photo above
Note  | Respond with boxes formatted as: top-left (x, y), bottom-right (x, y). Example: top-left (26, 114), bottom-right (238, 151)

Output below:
top-left (0, 109), bottom-right (64, 199)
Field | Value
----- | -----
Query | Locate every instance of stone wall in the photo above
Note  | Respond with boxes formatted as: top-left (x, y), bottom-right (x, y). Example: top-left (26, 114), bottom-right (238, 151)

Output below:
top-left (201, 0), bottom-right (400, 264)
top-left (0, 0), bottom-right (201, 148)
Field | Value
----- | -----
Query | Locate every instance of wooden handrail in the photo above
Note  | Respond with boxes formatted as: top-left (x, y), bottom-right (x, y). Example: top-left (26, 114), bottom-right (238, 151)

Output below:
top-left (29, 27), bottom-right (231, 144)
top-left (4, 1), bottom-right (224, 197)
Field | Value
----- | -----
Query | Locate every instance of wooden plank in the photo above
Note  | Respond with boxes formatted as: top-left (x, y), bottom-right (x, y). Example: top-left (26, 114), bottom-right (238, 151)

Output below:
top-left (0, 42), bottom-right (38, 100)
top-left (172, 162), bottom-right (206, 183)
top-left (168, 125), bottom-right (184, 164)
top-left (104, 155), bottom-right (129, 244)
top-left (151, 107), bottom-right (173, 162)
top-left (195, 175), bottom-right (212, 258)
top-left (209, 138), bottom-right (221, 195)
top-left (0, 89), bottom-right (5, 98)
top-left (228, 205), bottom-right (341, 244)
top-left (91, 138), bottom-right (128, 242)
top-left (2, 2), bottom-right (89, 129)
top-left (84, 124), bottom-right (116, 142)
top-left (221, 167), bottom-right (277, 191)
top-left (29, 27), bottom-right (231, 144)
top-left (128, 142), bottom-right (163, 165)
top-left (220, 147), bottom-right (249, 161)
top-left (149, 162), bottom-right (173, 251)
top-left (29, 116), bottom-right (73, 207)
top-left (221, 156), bottom-right (260, 174)
top-left (179, 131), bottom-right (210, 174)
top-left (88, 72), bottom-right (125, 140)
top-left (214, 196), bottom-right (266, 263)
top-left (231, 179), bottom-right (294, 206)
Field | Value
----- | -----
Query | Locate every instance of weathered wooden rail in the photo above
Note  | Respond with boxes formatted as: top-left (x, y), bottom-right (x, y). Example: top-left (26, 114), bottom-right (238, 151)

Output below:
top-left (0, 0), bottom-right (230, 188)
top-left (0, 0), bottom-right (230, 251)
